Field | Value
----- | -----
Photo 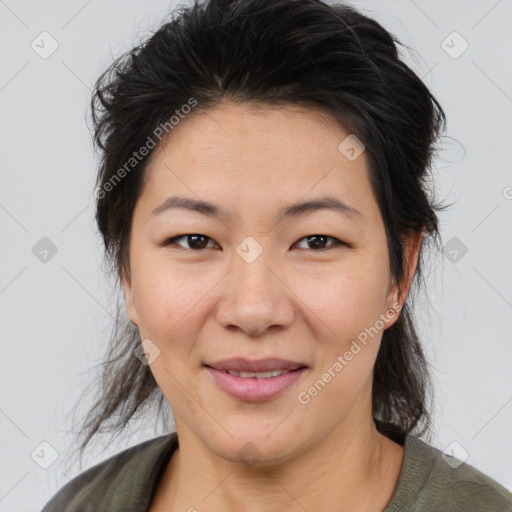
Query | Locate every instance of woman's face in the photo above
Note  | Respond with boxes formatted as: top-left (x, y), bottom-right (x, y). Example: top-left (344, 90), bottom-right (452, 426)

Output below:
top-left (122, 102), bottom-right (419, 465)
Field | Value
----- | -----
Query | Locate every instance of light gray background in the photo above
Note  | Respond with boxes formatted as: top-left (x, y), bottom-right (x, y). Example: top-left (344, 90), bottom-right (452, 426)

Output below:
top-left (1, 0), bottom-right (511, 510)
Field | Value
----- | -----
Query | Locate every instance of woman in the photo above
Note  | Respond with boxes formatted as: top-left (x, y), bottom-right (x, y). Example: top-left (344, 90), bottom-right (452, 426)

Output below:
top-left (41, 0), bottom-right (512, 510)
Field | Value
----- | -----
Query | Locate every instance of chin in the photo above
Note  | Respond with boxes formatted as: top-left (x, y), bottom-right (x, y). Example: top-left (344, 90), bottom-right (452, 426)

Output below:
top-left (215, 439), bottom-right (301, 469)
top-left (202, 422), bottom-right (306, 467)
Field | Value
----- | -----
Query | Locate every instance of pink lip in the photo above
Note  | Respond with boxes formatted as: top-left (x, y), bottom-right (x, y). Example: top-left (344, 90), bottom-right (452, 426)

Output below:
top-left (205, 366), bottom-right (308, 402)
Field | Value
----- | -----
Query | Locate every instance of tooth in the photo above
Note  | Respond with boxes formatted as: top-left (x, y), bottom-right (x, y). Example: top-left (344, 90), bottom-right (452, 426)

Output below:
top-left (255, 371), bottom-right (274, 379)
top-left (226, 370), bottom-right (291, 378)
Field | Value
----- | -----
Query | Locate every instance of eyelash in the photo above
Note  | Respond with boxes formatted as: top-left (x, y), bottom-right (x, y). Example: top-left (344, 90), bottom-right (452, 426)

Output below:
top-left (163, 234), bottom-right (348, 251)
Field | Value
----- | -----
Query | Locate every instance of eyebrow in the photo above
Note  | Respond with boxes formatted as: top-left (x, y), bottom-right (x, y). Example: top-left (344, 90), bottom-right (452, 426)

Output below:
top-left (150, 195), bottom-right (361, 220)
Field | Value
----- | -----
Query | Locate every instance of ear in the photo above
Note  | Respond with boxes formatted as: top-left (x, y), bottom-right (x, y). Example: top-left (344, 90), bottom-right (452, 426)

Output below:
top-left (385, 229), bottom-right (423, 324)
top-left (121, 272), bottom-right (139, 327)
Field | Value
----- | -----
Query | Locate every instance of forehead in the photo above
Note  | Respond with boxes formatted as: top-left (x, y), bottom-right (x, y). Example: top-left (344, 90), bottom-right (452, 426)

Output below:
top-left (138, 101), bottom-right (378, 225)
top-left (156, 101), bottom-right (352, 159)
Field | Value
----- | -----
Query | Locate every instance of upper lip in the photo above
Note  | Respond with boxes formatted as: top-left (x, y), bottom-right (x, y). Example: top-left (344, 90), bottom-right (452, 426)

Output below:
top-left (204, 358), bottom-right (308, 372)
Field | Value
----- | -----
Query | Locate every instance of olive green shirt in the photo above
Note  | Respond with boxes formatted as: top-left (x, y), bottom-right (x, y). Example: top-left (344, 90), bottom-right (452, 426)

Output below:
top-left (41, 432), bottom-right (512, 511)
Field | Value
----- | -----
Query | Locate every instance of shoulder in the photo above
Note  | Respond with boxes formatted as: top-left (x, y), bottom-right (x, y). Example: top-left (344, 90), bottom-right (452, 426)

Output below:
top-left (385, 435), bottom-right (512, 512)
top-left (41, 432), bottom-right (178, 512)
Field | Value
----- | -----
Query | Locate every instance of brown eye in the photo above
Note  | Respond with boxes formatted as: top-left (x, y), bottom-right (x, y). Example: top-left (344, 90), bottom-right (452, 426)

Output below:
top-left (294, 235), bottom-right (345, 250)
top-left (165, 234), bottom-right (216, 250)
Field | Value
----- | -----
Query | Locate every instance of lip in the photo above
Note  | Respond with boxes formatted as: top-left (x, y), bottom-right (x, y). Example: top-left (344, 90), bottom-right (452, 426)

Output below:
top-left (205, 366), bottom-right (308, 402)
top-left (204, 357), bottom-right (308, 372)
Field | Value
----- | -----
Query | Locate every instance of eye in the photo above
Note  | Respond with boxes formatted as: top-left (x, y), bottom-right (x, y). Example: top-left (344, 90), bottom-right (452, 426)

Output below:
top-left (163, 233), bottom-right (347, 251)
top-left (293, 234), bottom-right (346, 250)
top-left (164, 234), bottom-right (218, 250)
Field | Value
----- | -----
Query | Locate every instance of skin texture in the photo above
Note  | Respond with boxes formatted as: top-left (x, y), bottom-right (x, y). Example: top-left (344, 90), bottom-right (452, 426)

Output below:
top-left (122, 102), bottom-right (422, 511)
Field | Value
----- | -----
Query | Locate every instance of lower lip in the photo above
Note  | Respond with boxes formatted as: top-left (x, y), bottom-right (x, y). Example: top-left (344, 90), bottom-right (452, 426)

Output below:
top-left (205, 366), bottom-right (308, 402)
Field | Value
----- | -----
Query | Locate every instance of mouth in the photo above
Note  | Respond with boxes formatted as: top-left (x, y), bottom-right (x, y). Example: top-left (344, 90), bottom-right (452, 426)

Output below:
top-left (203, 358), bottom-right (309, 402)
top-left (203, 357), bottom-right (308, 373)
top-left (217, 368), bottom-right (300, 378)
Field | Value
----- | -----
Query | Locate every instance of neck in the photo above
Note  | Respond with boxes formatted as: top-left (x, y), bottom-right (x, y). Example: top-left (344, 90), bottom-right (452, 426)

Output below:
top-left (154, 416), bottom-right (404, 512)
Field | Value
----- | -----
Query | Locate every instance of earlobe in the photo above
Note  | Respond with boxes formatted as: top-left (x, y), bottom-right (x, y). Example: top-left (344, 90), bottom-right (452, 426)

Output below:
top-left (121, 274), bottom-right (139, 327)
top-left (384, 280), bottom-right (402, 329)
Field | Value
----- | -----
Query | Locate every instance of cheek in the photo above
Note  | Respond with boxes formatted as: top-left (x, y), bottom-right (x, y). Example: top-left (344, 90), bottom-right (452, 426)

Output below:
top-left (129, 251), bottom-right (203, 341)
top-left (130, 262), bottom-right (207, 396)
top-left (300, 259), bottom-right (389, 339)
top-left (293, 267), bottom-right (388, 420)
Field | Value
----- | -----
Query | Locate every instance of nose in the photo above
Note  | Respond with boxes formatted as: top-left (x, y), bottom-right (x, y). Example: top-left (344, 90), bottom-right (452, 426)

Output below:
top-left (215, 247), bottom-right (295, 337)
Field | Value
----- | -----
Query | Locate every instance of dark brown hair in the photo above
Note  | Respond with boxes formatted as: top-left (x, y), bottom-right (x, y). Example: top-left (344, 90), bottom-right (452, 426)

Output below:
top-left (72, 0), bottom-right (448, 461)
